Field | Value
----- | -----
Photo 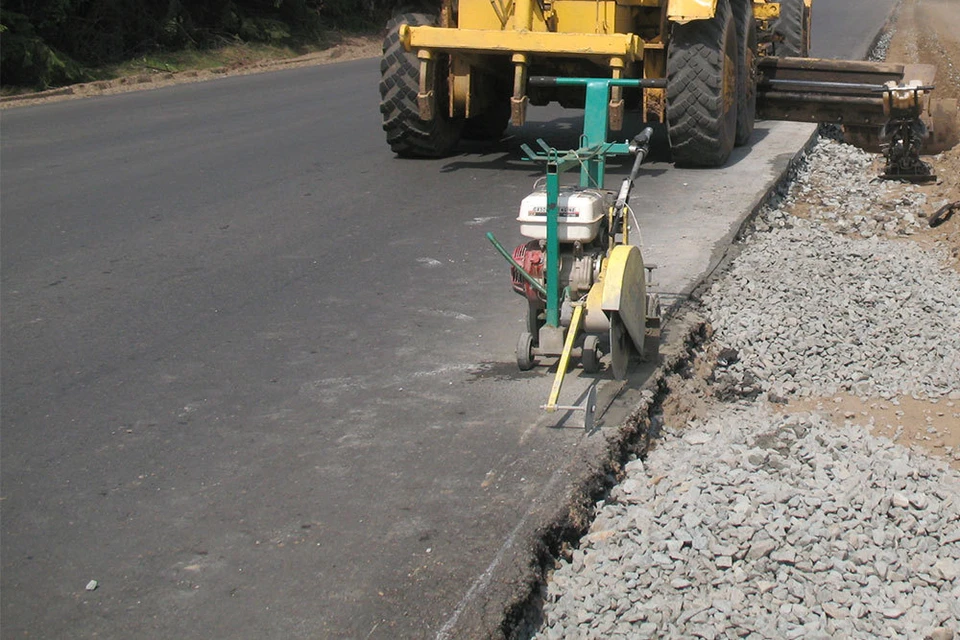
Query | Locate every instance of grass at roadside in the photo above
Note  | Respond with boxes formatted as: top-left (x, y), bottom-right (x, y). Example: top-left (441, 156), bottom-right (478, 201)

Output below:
top-left (0, 33), bottom-right (381, 100)
top-left (106, 41), bottom-right (328, 78)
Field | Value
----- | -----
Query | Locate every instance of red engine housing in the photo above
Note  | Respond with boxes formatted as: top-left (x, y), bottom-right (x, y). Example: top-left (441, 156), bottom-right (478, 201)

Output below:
top-left (511, 240), bottom-right (544, 302)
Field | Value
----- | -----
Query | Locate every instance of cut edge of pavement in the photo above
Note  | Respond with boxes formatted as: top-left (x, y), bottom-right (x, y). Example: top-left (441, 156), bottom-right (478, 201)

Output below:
top-left (439, 127), bottom-right (819, 640)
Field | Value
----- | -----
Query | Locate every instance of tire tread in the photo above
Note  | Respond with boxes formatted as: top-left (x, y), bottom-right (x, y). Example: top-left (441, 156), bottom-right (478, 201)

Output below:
top-left (666, 0), bottom-right (737, 167)
top-left (379, 13), bottom-right (462, 157)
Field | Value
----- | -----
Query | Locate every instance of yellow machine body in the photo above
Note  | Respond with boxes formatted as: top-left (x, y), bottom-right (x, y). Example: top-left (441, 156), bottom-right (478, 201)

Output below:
top-left (399, 0), bottom-right (784, 125)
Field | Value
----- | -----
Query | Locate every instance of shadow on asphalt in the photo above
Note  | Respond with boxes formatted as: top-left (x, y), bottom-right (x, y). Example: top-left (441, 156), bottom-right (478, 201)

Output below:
top-left (440, 115), bottom-right (677, 174)
top-left (443, 116), bottom-right (776, 175)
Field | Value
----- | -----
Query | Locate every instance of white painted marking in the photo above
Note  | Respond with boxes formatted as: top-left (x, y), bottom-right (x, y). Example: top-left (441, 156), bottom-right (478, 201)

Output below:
top-left (465, 216), bottom-right (499, 226)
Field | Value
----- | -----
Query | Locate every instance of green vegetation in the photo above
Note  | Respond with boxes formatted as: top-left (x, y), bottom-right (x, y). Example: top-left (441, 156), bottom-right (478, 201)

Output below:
top-left (0, 0), bottom-right (395, 90)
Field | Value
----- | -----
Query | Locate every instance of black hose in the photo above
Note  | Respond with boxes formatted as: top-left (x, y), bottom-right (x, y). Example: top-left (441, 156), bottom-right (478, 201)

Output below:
top-left (930, 201), bottom-right (959, 228)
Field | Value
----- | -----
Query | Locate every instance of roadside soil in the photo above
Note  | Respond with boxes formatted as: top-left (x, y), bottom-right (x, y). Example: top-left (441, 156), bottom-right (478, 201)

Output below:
top-left (0, 35), bottom-right (381, 110)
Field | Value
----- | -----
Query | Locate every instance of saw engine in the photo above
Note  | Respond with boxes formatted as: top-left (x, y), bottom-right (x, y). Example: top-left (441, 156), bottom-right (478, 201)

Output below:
top-left (510, 188), bottom-right (609, 303)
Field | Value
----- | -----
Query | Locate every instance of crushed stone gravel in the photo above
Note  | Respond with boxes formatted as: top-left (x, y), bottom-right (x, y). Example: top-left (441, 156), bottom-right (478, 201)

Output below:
top-left (533, 136), bottom-right (960, 639)
top-left (706, 220), bottom-right (960, 400)
top-left (539, 406), bottom-right (960, 639)
top-left (768, 138), bottom-right (934, 238)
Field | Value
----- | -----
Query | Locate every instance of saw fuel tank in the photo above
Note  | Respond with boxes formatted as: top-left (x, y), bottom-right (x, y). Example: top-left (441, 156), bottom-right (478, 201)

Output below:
top-left (517, 188), bottom-right (607, 242)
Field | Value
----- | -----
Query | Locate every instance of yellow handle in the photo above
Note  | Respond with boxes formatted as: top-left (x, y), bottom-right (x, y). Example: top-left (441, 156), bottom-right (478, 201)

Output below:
top-left (546, 304), bottom-right (583, 411)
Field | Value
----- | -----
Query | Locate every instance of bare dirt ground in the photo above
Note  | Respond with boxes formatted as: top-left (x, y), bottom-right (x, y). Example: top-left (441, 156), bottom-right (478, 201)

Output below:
top-left (0, 35), bottom-right (381, 110)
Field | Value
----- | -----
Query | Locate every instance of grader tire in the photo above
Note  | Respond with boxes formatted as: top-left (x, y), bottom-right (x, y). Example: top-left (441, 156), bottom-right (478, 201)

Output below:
top-left (379, 13), bottom-right (462, 157)
top-left (666, 0), bottom-right (738, 167)
top-left (733, 0), bottom-right (758, 146)
top-left (772, 0), bottom-right (808, 57)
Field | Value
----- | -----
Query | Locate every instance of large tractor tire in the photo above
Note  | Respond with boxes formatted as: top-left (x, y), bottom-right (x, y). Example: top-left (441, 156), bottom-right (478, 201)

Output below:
top-left (772, 0), bottom-right (809, 57)
top-left (379, 13), bottom-right (462, 157)
top-left (733, 0), bottom-right (758, 146)
top-left (666, 0), bottom-right (738, 167)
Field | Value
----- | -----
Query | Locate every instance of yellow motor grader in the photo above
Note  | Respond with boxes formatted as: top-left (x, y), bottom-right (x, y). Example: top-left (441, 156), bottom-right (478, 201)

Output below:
top-left (379, 0), bottom-right (955, 170)
top-left (380, 0), bottom-right (808, 166)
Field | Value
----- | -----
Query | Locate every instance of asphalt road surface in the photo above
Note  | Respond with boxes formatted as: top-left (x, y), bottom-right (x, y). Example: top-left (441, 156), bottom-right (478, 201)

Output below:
top-left (1, 1), bottom-right (896, 637)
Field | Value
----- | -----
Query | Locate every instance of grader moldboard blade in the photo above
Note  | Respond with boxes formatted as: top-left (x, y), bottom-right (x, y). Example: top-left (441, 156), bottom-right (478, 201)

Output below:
top-left (756, 56), bottom-right (958, 182)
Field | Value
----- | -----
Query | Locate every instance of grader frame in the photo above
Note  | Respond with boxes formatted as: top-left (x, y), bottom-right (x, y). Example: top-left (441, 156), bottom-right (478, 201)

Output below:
top-left (381, 0), bottom-right (814, 166)
top-left (380, 0), bottom-right (950, 168)
top-left (400, 0), bottom-right (790, 127)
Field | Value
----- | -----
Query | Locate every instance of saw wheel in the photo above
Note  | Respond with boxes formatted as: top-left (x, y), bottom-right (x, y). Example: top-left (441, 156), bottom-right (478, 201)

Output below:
top-left (608, 312), bottom-right (632, 380)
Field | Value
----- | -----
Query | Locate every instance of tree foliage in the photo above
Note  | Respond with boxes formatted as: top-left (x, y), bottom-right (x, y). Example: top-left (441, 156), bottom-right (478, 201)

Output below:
top-left (1, 0), bottom-right (397, 88)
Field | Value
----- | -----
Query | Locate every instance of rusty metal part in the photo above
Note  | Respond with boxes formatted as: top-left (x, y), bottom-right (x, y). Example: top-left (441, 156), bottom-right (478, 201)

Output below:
top-left (511, 53), bottom-right (529, 126)
top-left (643, 46), bottom-right (667, 123)
top-left (875, 82), bottom-right (937, 183)
top-left (416, 51), bottom-right (437, 120)
top-left (880, 117), bottom-right (935, 183)
top-left (608, 59), bottom-right (625, 131)
top-left (930, 201), bottom-right (960, 229)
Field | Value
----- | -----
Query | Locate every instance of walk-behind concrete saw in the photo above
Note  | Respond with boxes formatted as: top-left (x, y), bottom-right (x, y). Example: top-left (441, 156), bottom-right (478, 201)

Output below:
top-left (487, 77), bottom-right (661, 429)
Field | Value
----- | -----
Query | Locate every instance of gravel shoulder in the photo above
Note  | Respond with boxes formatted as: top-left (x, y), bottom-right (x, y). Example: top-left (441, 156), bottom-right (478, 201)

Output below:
top-left (532, 3), bottom-right (960, 637)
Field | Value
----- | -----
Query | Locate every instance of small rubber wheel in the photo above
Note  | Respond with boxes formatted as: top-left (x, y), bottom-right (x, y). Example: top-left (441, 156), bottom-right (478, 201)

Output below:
top-left (517, 332), bottom-right (536, 371)
top-left (582, 335), bottom-right (601, 373)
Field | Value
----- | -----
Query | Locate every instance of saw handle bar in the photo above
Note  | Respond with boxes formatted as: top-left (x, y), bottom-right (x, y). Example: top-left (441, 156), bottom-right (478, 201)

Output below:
top-left (614, 127), bottom-right (654, 222)
top-left (628, 128), bottom-right (654, 182)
